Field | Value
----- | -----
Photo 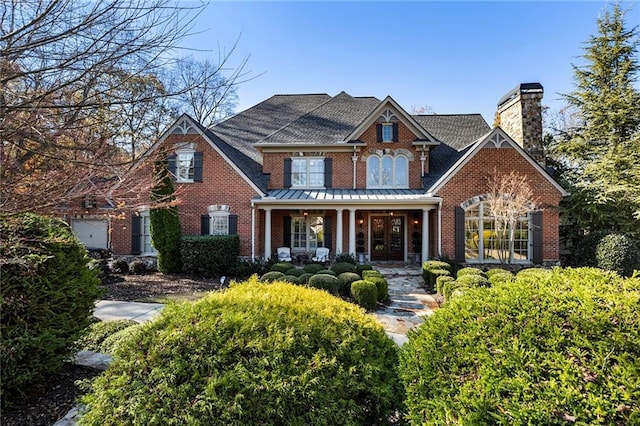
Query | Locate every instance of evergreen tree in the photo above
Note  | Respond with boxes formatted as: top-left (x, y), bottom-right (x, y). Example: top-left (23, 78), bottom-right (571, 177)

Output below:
top-left (150, 151), bottom-right (182, 273)
top-left (553, 4), bottom-right (640, 237)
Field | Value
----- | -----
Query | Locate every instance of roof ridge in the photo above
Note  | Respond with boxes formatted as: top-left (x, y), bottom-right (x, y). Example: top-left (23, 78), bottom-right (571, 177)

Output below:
top-left (412, 113), bottom-right (484, 117)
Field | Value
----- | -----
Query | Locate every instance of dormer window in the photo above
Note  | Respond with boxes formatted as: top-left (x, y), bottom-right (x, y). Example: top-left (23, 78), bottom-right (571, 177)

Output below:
top-left (376, 109), bottom-right (399, 143)
top-left (176, 149), bottom-right (195, 182)
top-left (382, 124), bottom-right (393, 142)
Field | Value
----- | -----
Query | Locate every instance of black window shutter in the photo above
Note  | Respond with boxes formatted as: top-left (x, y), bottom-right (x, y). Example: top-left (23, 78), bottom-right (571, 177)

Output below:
top-left (392, 123), bottom-right (399, 142)
top-left (454, 206), bottom-right (465, 262)
top-left (324, 158), bottom-right (332, 188)
top-left (131, 214), bottom-right (142, 255)
top-left (201, 215), bottom-right (210, 235)
top-left (531, 211), bottom-right (543, 264)
top-left (323, 216), bottom-right (332, 251)
top-left (167, 155), bottom-right (177, 180)
top-left (193, 152), bottom-right (203, 182)
top-left (229, 214), bottom-right (238, 235)
top-left (376, 124), bottom-right (382, 142)
top-left (283, 158), bottom-right (292, 188)
top-left (283, 216), bottom-right (291, 247)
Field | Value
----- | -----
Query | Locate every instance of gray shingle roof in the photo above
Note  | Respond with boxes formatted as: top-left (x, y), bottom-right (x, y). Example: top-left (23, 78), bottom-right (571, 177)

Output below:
top-left (412, 114), bottom-right (490, 150)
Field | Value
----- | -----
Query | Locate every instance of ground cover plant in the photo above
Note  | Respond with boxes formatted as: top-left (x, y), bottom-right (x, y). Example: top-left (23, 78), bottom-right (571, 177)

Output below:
top-left (80, 279), bottom-right (403, 425)
top-left (401, 267), bottom-right (640, 425)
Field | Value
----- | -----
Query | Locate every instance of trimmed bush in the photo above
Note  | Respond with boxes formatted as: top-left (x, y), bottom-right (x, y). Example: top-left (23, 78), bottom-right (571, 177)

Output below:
top-left (181, 235), bottom-right (240, 276)
top-left (81, 280), bottom-right (403, 425)
top-left (485, 268), bottom-right (511, 278)
top-left (280, 275), bottom-right (300, 284)
top-left (456, 267), bottom-right (485, 278)
top-left (260, 271), bottom-right (285, 282)
top-left (308, 274), bottom-right (340, 295)
top-left (401, 267), bottom-right (640, 424)
top-left (285, 268), bottom-right (305, 277)
top-left (330, 262), bottom-right (358, 275)
top-left (1, 214), bottom-right (102, 403)
top-left (270, 262), bottom-right (296, 273)
top-left (427, 269), bottom-right (451, 293)
top-left (303, 263), bottom-right (325, 274)
top-left (315, 269), bottom-right (337, 276)
top-left (350, 280), bottom-right (378, 310)
top-left (436, 275), bottom-right (455, 295)
top-left (77, 320), bottom-right (138, 353)
top-left (595, 233), bottom-right (640, 277)
top-left (99, 323), bottom-right (143, 355)
top-left (356, 264), bottom-right (373, 276)
top-left (488, 271), bottom-right (514, 286)
top-left (298, 273), bottom-right (313, 284)
top-left (337, 272), bottom-right (361, 296)
top-left (516, 268), bottom-right (550, 280)
top-left (571, 230), bottom-right (611, 267)
top-left (362, 270), bottom-right (383, 280)
top-left (456, 274), bottom-right (489, 288)
top-left (365, 276), bottom-right (389, 302)
top-left (422, 260), bottom-right (452, 287)
top-left (442, 280), bottom-right (462, 301)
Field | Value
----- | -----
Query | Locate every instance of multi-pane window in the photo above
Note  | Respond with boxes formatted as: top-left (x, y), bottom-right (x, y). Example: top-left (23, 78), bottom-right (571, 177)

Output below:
top-left (382, 123), bottom-right (393, 142)
top-left (464, 202), bottom-right (530, 262)
top-left (292, 158), bottom-right (324, 188)
top-left (139, 210), bottom-right (156, 255)
top-left (211, 214), bottom-right (229, 235)
top-left (176, 150), bottom-right (195, 182)
top-left (292, 216), bottom-right (324, 251)
top-left (367, 155), bottom-right (408, 188)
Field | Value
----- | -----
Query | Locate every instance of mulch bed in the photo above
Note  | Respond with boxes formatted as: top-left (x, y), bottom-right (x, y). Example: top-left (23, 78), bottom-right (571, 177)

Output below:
top-left (1, 272), bottom-right (223, 425)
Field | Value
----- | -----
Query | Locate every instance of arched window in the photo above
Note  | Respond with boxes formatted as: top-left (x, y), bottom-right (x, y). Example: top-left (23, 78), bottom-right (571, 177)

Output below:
top-left (367, 155), bottom-right (409, 188)
top-left (464, 201), bottom-right (531, 263)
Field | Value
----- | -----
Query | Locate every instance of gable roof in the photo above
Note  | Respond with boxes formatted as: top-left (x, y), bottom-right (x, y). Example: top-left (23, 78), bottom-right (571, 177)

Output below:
top-left (412, 114), bottom-right (491, 150)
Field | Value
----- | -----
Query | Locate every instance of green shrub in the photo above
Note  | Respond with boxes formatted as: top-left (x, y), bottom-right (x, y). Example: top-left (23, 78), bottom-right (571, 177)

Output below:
top-left (181, 235), bottom-right (240, 276)
top-left (456, 267), bottom-right (485, 278)
top-left (77, 320), bottom-right (138, 353)
top-left (315, 269), bottom-right (337, 276)
top-left (308, 274), bottom-right (340, 295)
top-left (298, 273), bottom-right (313, 284)
top-left (456, 274), bottom-right (489, 288)
top-left (571, 230), bottom-right (611, 267)
top-left (280, 275), bottom-right (300, 284)
top-left (228, 258), bottom-right (272, 278)
top-left (303, 263), bottom-right (325, 274)
top-left (422, 260), bottom-right (452, 286)
top-left (436, 275), bottom-right (455, 295)
top-left (365, 276), bottom-right (389, 302)
top-left (401, 267), bottom-right (640, 424)
top-left (516, 267), bottom-right (551, 280)
top-left (337, 272), bottom-right (361, 296)
top-left (485, 268), bottom-right (511, 278)
top-left (99, 323), bottom-right (143, 355)
top-left (330, 262), bottom-right (358, 275)
top-left (285, 268), bottom-right (305, 277)
top-left (488, 271), bottom-right (514, 286)
top-left (334, 252), bottom-right (358, 265)
top-left (111, 258), bottom-right (129, 274)
top-left (0, 214), bottom-right (102, 404)
top-left (449, 287), bottom-right (467, 301)
top-left (270, 262), bottom-right (296, 273)
top-left (260, 271), bottom-right (285, 282)
top-left (362, 270), bottom-right (383, 280)
top-left (81, 280), bottom-right (403, 425)
top-left (129, 259), bottom-right (147, 275)
top-left (350, 280), bottom-right (378, 310)
top-left (595, 233), bottom-right (640, 277)
top-left (442, 280), bottom-right (462, 301)
top-left (356, 264), bottom-right (373, 276)
top-left (426, 269), bottom-right (451, 294)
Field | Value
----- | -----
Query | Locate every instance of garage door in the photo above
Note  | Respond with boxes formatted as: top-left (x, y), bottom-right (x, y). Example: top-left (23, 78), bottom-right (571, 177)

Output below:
top-left (72, 220), bottom-right (108, 249)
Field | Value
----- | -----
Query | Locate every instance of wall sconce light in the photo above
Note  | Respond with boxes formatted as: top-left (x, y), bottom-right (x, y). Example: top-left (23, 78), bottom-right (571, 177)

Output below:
top-left (303, 210), bottom-right (308, 216)
top-left (358, 217), bottom-right (364, 225)
top-left (389, 211), bottom-right (394, 216)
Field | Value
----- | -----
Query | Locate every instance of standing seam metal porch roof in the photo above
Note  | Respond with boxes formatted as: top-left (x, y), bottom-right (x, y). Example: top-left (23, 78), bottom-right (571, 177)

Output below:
top-left (255, 189), bottom-right (438, 202)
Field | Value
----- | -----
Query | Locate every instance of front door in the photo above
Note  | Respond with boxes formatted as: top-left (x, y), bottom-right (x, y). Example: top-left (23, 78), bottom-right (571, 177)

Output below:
top-left (371, 216), bottom-right (404, 261)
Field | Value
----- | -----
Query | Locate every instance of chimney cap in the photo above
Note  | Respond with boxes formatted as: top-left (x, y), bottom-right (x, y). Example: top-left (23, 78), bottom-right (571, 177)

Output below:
top-left (497, 82), bottom-right (543, 108)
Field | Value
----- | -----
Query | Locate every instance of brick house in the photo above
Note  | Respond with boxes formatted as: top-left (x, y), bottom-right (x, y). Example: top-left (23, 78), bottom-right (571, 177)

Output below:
top-left (109, 82), bottom-right (568, 266)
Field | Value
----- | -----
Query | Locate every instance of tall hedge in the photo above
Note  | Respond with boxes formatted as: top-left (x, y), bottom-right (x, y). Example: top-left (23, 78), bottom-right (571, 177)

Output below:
top-left (181, 235), bottom-right (240, 276)
top-left (0, 214), bottom-right (102, 404)
top-left (595, 233), bottom-right (640, 277)
top-left (401, 267), bottom-right (640, 424)
top-left (81, 279), bottom-right (403, 425)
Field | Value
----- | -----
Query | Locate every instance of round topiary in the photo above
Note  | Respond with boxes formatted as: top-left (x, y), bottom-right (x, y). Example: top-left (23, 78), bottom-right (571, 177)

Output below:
top-left (281, 275), bottom-right (300, 284)
top-left (270, 262), bottom-right (295, 273)
top-left (362, 270), bottom-right (383, 280)
top-left (315, 269), bottom-right (337, 276)
top-left (260, 271), bottom-right (285, 282)
top-left (456, 274), bottom-right (489, 288)
top-left (456, 267), bottom-right (485, 278)
top-left (401, 267), bottom-right (640, 424)
top-left (337, 272), bottom-right (361, 296)
top-left (0, 214), bottom-right (102, 403)
top-left (350, 280), bottom-right (378, 310)
top-left (365, 276), bottom-right (389, 302)
top-left (422, 260), bottom-right (452, 272)
top-left (81, 280), bottom-right (403, 425)
top-left (285, 268), bottom-right (305, 277)
top-left (436, 275), bottom-right (455, 295)
top-left (303, 263), bottom-right (325, 274)
top-left (308, 274), bottom-right (340, 295)
top-left (298, 273), bottom-right (313, 284)
top-left (595, 233), bottom-right (640, 277)
top-left (356, 264), bottom-right (373, 276)
top-left (330, 262), bottom-right (358, 275)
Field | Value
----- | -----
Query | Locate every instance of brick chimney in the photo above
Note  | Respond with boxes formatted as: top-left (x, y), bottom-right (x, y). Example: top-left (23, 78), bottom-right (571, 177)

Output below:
top-left (496, 83), bottom-right (544, 165)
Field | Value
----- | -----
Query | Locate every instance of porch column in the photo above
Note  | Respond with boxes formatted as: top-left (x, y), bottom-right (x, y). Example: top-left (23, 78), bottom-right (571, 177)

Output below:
top-left (335, 208), bottom-right (344, 254)
top-left (264, 208), bottom-right (272, 260)
top-left (422, 208), bottom-right (430, 263)
top-left (348, 209), bottom-right (356, 255)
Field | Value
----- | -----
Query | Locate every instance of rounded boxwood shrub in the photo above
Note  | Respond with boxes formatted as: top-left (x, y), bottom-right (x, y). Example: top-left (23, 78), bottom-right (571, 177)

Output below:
top-left (350, 280), bottom-right (378, 310)
top-left (488, 271), bottom-right (514, 286)
top-left (571, 230), bottom-right (610, 267)
top-left (442, 280), bottom-right (462, 301)
top-left (422, 260), bottom-right (452, 272)
top-left (456, 267), bottom-right (485, 278)
top-left (436, 275), bottom-right (455, 295)
top-left (362, 269), bottom-right (383, 280)
top-left (595, 233), bottom-right (640, 277)
top-left (280, 275), bottom-right (300, 284)
top-left (285, 268), bottom-right (305, 277)
top-left (308, 273), bottom-right (340, 295)
top-left (77, 320), bottom-right (138, 353)
top-left (365, 276), bottom-right (389, 302)
top-left (356, 264), bottom-right (373, 276)
top-left (426, 269), bottom-right (451, 293)
top-left (337, 272), bottom-right (361, 296)
top-left (81, 280), bottom-right (403, 425)
top-left (315, 269), bottom-right (337, 276)
top-left (330, 262), bottom-right (357, 275)
top-left (270, 262), bottom-right (295, 273)
top-left (298, 273), bottom-right (313, 284)
top-left (516, 267), bottom-right (550, 280)
top-left (401, 267), bottom-right (640, 424)
top-left (260, 271), bottom-right (285, 282)
top-left (485, 268), bottom-right (511, 278)
top-left (456, 274), bottom-right (489, 288)
top-left (1, 214), bottom-right (102, 403)
top-left (303, 263), bottom-right (325, 274)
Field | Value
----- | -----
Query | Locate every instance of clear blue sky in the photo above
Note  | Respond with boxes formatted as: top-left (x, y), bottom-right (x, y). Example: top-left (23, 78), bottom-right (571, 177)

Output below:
top-left (182, 1), bottom-right (640, 124)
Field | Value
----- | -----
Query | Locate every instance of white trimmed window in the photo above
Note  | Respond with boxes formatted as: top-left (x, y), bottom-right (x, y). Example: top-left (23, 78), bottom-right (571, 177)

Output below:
top-left (208, 205), bottom-right (230, 235)
top-left (292, 158), bottom-right (324, 188)
top-left (292, 216), bottom-right (324, 252)
top-left (367, 155), bottom-right (408, 188)
top-left (176, 149), bottom-right (195, 182)
top-left (382, 123), bottom-right (393, 142)
top-left (139, 209), bottom-right (157, 255)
